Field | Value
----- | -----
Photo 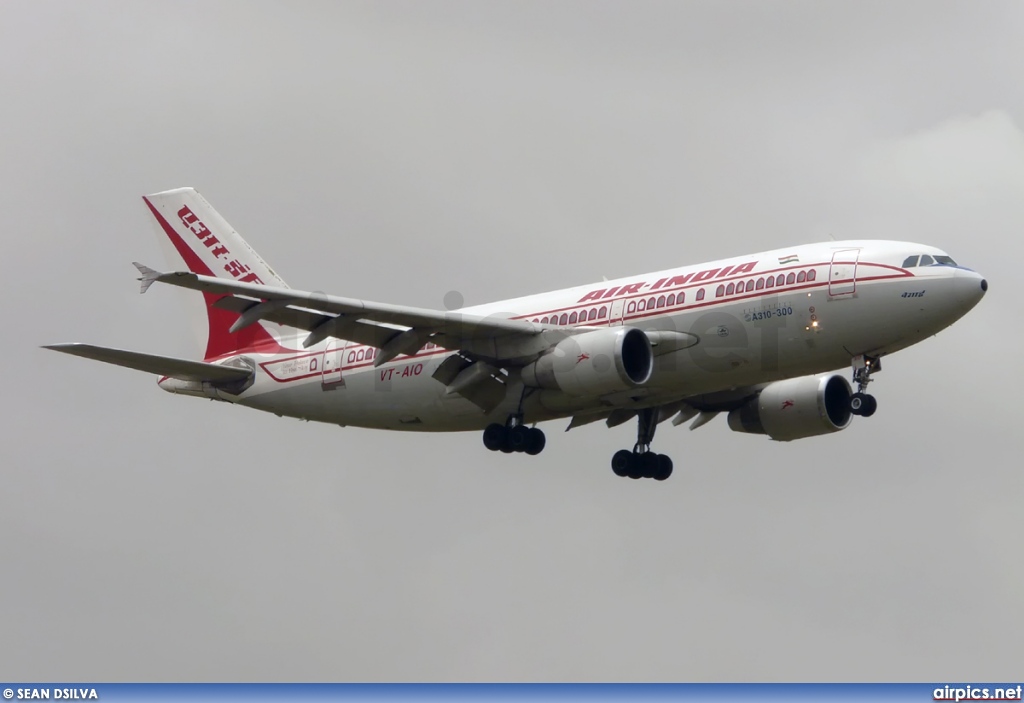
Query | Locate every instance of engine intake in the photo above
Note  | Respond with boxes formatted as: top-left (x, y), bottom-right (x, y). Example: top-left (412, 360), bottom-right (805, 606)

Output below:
top-left (521, 328), bottom-right (653, 397)
top-left (727, 373), bottom-right (853, 441)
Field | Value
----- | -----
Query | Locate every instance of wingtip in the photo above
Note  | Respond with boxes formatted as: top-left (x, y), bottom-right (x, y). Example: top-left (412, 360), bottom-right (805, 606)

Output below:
top-left (41, 343), bottom-right (83, 354)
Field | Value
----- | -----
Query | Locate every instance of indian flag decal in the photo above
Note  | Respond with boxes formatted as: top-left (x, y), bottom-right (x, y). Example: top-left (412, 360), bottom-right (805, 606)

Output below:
top-left (778, 254), bottom-right (799, 264)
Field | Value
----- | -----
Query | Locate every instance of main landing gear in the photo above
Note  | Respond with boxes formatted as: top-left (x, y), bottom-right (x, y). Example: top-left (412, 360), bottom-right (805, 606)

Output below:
top-left (610, 408), bottom-right (673, 481)
top-left (849, 354), bottom-right (880, 417)
top-left (483, 417), bottom-right (546, 455)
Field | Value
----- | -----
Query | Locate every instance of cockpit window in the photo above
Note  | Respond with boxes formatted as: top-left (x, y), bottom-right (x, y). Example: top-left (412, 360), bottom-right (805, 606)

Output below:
top-left (904, 253), bottom-right (959, 268)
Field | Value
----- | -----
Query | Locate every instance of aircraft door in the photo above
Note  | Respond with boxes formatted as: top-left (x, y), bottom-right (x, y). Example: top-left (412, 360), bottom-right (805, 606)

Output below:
top-left (609, 298), bottom-right (625, 325)
top-left (828, 248), bottom-right (861, 297)
top-left (321, 340), bottom-right (345, 389)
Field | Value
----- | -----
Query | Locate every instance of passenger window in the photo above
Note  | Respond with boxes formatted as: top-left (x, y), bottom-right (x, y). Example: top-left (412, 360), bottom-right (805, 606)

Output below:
top-left (559, 313), bottom-right (568, 325)
top-left (726, 282), bottom-right (735, 295)
top-left (598, 306), bottom-right (607, 318)
top-left (666, 293), bottom-right (676, 306)
top-left (746, 280), bottom-right (755, 292)
top-left (807, 269), bottom-right (816, 281)
top-left (627, 301), bottom-right (637, 313)
top-left (647, 297), bottom-right (656, 309)
top-left (776, 274), bottom-right (785, 287)
top-left (765, 276), bottom-right (774, 288)
top-left (902, 255), bottom-right (919, 268)
top-left (786, 273), bottom-right (795, 285)
top-left (696, 288), bottom-right (705, 301)
top-left (636, 299), bottom-right (645, 312)
top-left (588, 308), bottom-right (597, 321)
top-left (755, 278), bottom-right (764, 290)
top-left (797, 271), bottom-right (806, 283)
top-left (568, 312), bottom-right (578, 324)
top-left (657, 295), bottom-right (666, 308)
top-left (919, 255), bottom-right (934, 266)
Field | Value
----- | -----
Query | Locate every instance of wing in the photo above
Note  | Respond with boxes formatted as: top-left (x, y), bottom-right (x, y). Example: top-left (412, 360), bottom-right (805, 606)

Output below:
top-left (43, 343), bottom-right (253, 383)
top-left (135, 264), bottom-right (547, 365)
top-left (565, 386), bottom-right (767, 432)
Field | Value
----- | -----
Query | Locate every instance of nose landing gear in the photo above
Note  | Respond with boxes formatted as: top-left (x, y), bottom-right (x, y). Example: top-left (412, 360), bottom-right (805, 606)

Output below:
top-left (610, 408), bottom-right (674, 481)
top-left (849, 354), bottom-right (880, 417)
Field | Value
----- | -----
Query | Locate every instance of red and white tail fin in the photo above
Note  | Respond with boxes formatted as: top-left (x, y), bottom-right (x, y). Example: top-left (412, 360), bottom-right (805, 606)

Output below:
top-left (143, 187), bottom-right (291, 361)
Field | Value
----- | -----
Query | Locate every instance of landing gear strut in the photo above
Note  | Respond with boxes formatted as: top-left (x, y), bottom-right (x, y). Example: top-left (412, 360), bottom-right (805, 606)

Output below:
top-left (483, 416), bottom-right (546, 455)
top-left (611, 408), bottom-right (673, 481)
top-left (849, 354), bottom-right (880, 417)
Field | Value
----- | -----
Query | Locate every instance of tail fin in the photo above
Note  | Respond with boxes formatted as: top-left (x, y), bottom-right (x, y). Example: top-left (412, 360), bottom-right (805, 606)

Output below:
top-left (142, 187), bottom-right (290, 360)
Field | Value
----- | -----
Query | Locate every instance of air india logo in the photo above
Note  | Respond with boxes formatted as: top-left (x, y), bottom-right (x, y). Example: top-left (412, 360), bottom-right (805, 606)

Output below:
top-left (576, 353), bottom-right (590, 365)
top-left (781, 400), bottom-right (795, 410)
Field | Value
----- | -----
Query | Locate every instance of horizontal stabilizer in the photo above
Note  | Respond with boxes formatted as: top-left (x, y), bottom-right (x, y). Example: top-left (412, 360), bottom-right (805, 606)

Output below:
top-left (42, 343), bottom-right (253, 383)
top-left (132, 261), bottom-right (162, 294)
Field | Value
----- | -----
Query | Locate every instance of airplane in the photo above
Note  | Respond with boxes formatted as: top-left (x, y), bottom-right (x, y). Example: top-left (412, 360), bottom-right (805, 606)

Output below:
top-left (45, 188), bottom-right (988, 481)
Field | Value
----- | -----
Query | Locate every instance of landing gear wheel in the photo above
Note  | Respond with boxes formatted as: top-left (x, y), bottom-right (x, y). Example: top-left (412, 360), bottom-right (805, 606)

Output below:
top-left (507, 425), bottom-right (531, 452)
top-left (483, 423), bottom-right (506, 451)
top-left (611, 450), bottom-right (632, 477)
top-left (641, 452), bottom-right (658, 479)
top-left (849, 392), bottom-right (867, 416)
top-left (860, 394), bottom-right (878, 417)
top-left (626, 454), bottom-right (644, 480)
top-left (653, 454), bottom-right (673, 481)
top-left (525, 427), bottom-right (546, 455)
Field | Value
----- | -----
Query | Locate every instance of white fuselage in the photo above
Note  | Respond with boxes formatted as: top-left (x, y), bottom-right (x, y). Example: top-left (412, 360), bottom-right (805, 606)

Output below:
top-left (165, 240), bottom-right (986, 432)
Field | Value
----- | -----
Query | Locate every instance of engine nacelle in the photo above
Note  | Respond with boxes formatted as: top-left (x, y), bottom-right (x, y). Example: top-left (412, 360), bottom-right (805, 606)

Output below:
top-left (521, 328), bottom-right (653, 397)
top-left (727, 373), bottom-right (853, 441)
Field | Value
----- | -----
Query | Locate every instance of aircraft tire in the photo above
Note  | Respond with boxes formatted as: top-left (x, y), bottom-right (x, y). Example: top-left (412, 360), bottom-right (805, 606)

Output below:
top-left (611, 450), bottom-right (632, 477)
top-left (653, 454), bottom-right (673, 481)
top-left (641, 452), bottom-right (659, 479)
top-left (849, 392), bottom-right (866, 416)
top-left (525, 428), bottom-right (546, 455)
top-left (508, 425), bottom-right (531, 452)
top-left (483, 423), bottom-right (506, 451)
top-left (626, 454), bottom-right (644, 480)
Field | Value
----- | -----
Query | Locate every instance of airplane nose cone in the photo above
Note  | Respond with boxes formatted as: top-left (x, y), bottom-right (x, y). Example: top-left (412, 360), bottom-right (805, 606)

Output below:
top-left (954, 268), bottom-right (987, 310)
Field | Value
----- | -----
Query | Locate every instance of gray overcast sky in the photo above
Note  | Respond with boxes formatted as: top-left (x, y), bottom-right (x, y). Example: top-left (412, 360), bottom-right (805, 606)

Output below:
top-left (2, 0), bottom-right (1022, 681)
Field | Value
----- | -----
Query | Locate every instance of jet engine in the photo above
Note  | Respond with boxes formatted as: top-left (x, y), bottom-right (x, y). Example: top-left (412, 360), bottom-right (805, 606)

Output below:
top-left (521, 327), bottom-right (653, 397)
top-left (727, 373), bottom-right (853, 441)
